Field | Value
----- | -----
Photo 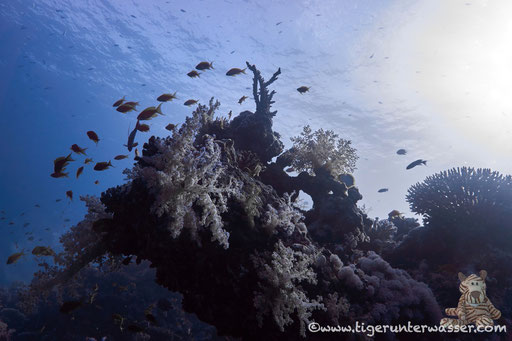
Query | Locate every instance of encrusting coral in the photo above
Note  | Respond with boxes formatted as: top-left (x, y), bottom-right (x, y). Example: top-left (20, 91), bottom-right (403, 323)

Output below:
top-left (19, 62), bottom-right (442, 340)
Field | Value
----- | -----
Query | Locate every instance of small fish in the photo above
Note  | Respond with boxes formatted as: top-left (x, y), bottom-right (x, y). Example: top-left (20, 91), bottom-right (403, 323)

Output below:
top-left (54, 153), bottom-right (74, 173)
top-left (23, 222), bottom-right (30, 227)
top-left (125, 122), bottom-right (139, 151)
top-left (116, 102), bottom-right (139, 113)
top-left (180, 9), bottom-right (186, 12)
top-left (396, 149), bottom-right (407, 155)
top-left (230, 50), bottom-right (235, 54)
top-left (195, 61), bottom-right (214, 70)
top-left (187, 70), bottom-right (201, 78)
top-left (378, 188), bottom-right (389, 193)
top-left (157, 92), bottom-right (177, 102)
top-left (184, 99), bottom-right (198, 106)
top-left (406, 159), bottom-right (427, 170)
top-left (6, 250), bottom-right (25, 264)
top-left (87, 131), bottom-right (100, 144)
top-left (34, 204), bottom-right (40, 208)
top-left (60, 300), bottom-right (82, 314)
top-left (137, 123), bottom-right (150, 132)
top-left (165, 123), bottom-right (175, 131)
top-left (114, 155), bottom-right (129, 160)
top-left (84, 158), bottom-right (93, 164)
top-left (76, 166), bottom-right (84, 178)
top-left (388, 210), bottom-right (403, 218)
top-left (238, 96), bottom-right (248, 104)
top-left (285, 167), bottom-right (295, 172)
top-left (94, 180), bottom-right (99, 185)
top-left (137, 103), bottom-right (163, 120)
top-left (66, 190), bottom-right (73, 200)
top-left (226, 67), bottom-right (246, 76)
top-left (276, 21), bottom-right (282, 25)
top-left (113, 96), bottom-right (125, 107)
top-left (64, 218), bottom-right (70, 222)
top-left (55, 199), bottom-right (62, 202)
top-left (51, 171), bottom-right (68, 178)
top-left (32, 246), bottom-right (55, 256)
top-left (93, 161), bottom-right (113, 171)
top-left (297, 86), bottom-right (310, 94)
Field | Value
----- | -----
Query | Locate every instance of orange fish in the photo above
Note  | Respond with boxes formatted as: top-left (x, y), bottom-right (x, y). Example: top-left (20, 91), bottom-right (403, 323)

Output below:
top-left (116, 102), bottom-right (139, 113)
top-left (87, 131), bottom-right (100, 144)
top-left (54, 154), bottom-right (74, 173)
top-left (157, 92), bottom-right (177, 102)
top-left (66, 190), bottom-right (73, 200)
top-left (226, 67), bottom-right (246, 76)
top-left (93, 161), bottom-right (113, 171)
top-left (76, 166), bottom-right (84, 178)
top-left (238, 96), bottom-right (248, 104)
top-left (137, 103), bottom-right (163, 120)
top-left (114, 155), bottom-right (129, 160)
top-left (187, 70), bottom-right (200, 78)
top-left (51, 172), bottom-right (69, 178)
top-left (113, 96), bottom-right (125, 107)
top-left (195, 61), bottom-right (214, 70)
top-left (184, 99), bottom-right (198, 106)
top-left (137, 123), bottom-right (150, 132)
top-left (6, 250), bottom-right (25, 264)
top-left (84, 158), bottom-right (93, 164)
top-left (71, 144), bottom-right (87, 155)
top-left (94, 180), bottom-right (99, 185)
top-left (165, 123), bottom-right (175, 131)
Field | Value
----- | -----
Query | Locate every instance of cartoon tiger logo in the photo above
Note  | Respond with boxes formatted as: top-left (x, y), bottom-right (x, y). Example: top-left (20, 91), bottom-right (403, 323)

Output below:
top-left (440, 270), bottom-right (501, 327)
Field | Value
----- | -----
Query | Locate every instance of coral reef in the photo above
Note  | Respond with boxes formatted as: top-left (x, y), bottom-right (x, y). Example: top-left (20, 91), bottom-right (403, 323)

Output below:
top-left (387, 167), bottom-right (512, 336)
top-left (18, 63), bottom-right (453, 340)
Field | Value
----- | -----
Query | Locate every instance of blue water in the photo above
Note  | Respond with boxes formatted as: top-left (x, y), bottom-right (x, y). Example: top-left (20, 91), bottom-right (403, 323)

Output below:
top-left (2, 0), bottom-right (510, 286)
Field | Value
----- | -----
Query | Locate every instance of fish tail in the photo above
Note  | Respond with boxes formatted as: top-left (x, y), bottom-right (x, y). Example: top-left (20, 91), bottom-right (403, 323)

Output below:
top-left (242, 68), bottom-right (246, 74)
top-left (156, 103), bottom-right (163, 115)
top-left (211, 62), bottom-right (214, 69)
top-left (108, 160), bottom-right (114, 168)
top-left (423, 160), bottom-right (428, 165)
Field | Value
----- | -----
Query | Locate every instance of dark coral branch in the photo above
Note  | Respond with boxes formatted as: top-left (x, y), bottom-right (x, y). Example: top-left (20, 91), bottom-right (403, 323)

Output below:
top-left (246, 61), bottom-right (281, 118)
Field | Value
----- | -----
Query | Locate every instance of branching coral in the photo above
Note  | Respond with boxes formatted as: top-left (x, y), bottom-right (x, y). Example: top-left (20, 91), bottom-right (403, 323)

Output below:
top-left (252, 240), bottom-right (325, 337)
top-left (288, 125), bottom-right (358, 177)
top-left (126, 99), bottom-right (244, 249)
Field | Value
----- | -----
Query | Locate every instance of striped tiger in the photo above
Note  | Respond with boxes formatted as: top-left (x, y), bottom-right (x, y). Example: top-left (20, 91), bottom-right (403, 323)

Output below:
top-left (440, 270), bottom-right (501, 328)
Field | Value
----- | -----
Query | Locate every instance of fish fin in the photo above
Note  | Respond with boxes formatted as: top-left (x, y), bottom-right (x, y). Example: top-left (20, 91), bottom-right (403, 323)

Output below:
top-left (423, 160), bottom-right (428, 166)
top-left (156, 103), bottom-right (163, 115)
top-left (242, 68), bottom-right (246, 74)
top-left (211, 62), bottom-right (214, 69)
top-left (133, 142), bottom-right (138, 147)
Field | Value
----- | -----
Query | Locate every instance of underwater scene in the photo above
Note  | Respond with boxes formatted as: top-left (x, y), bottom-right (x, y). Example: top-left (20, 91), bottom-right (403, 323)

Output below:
top-left (1, 0), bottom-right (511, 340)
